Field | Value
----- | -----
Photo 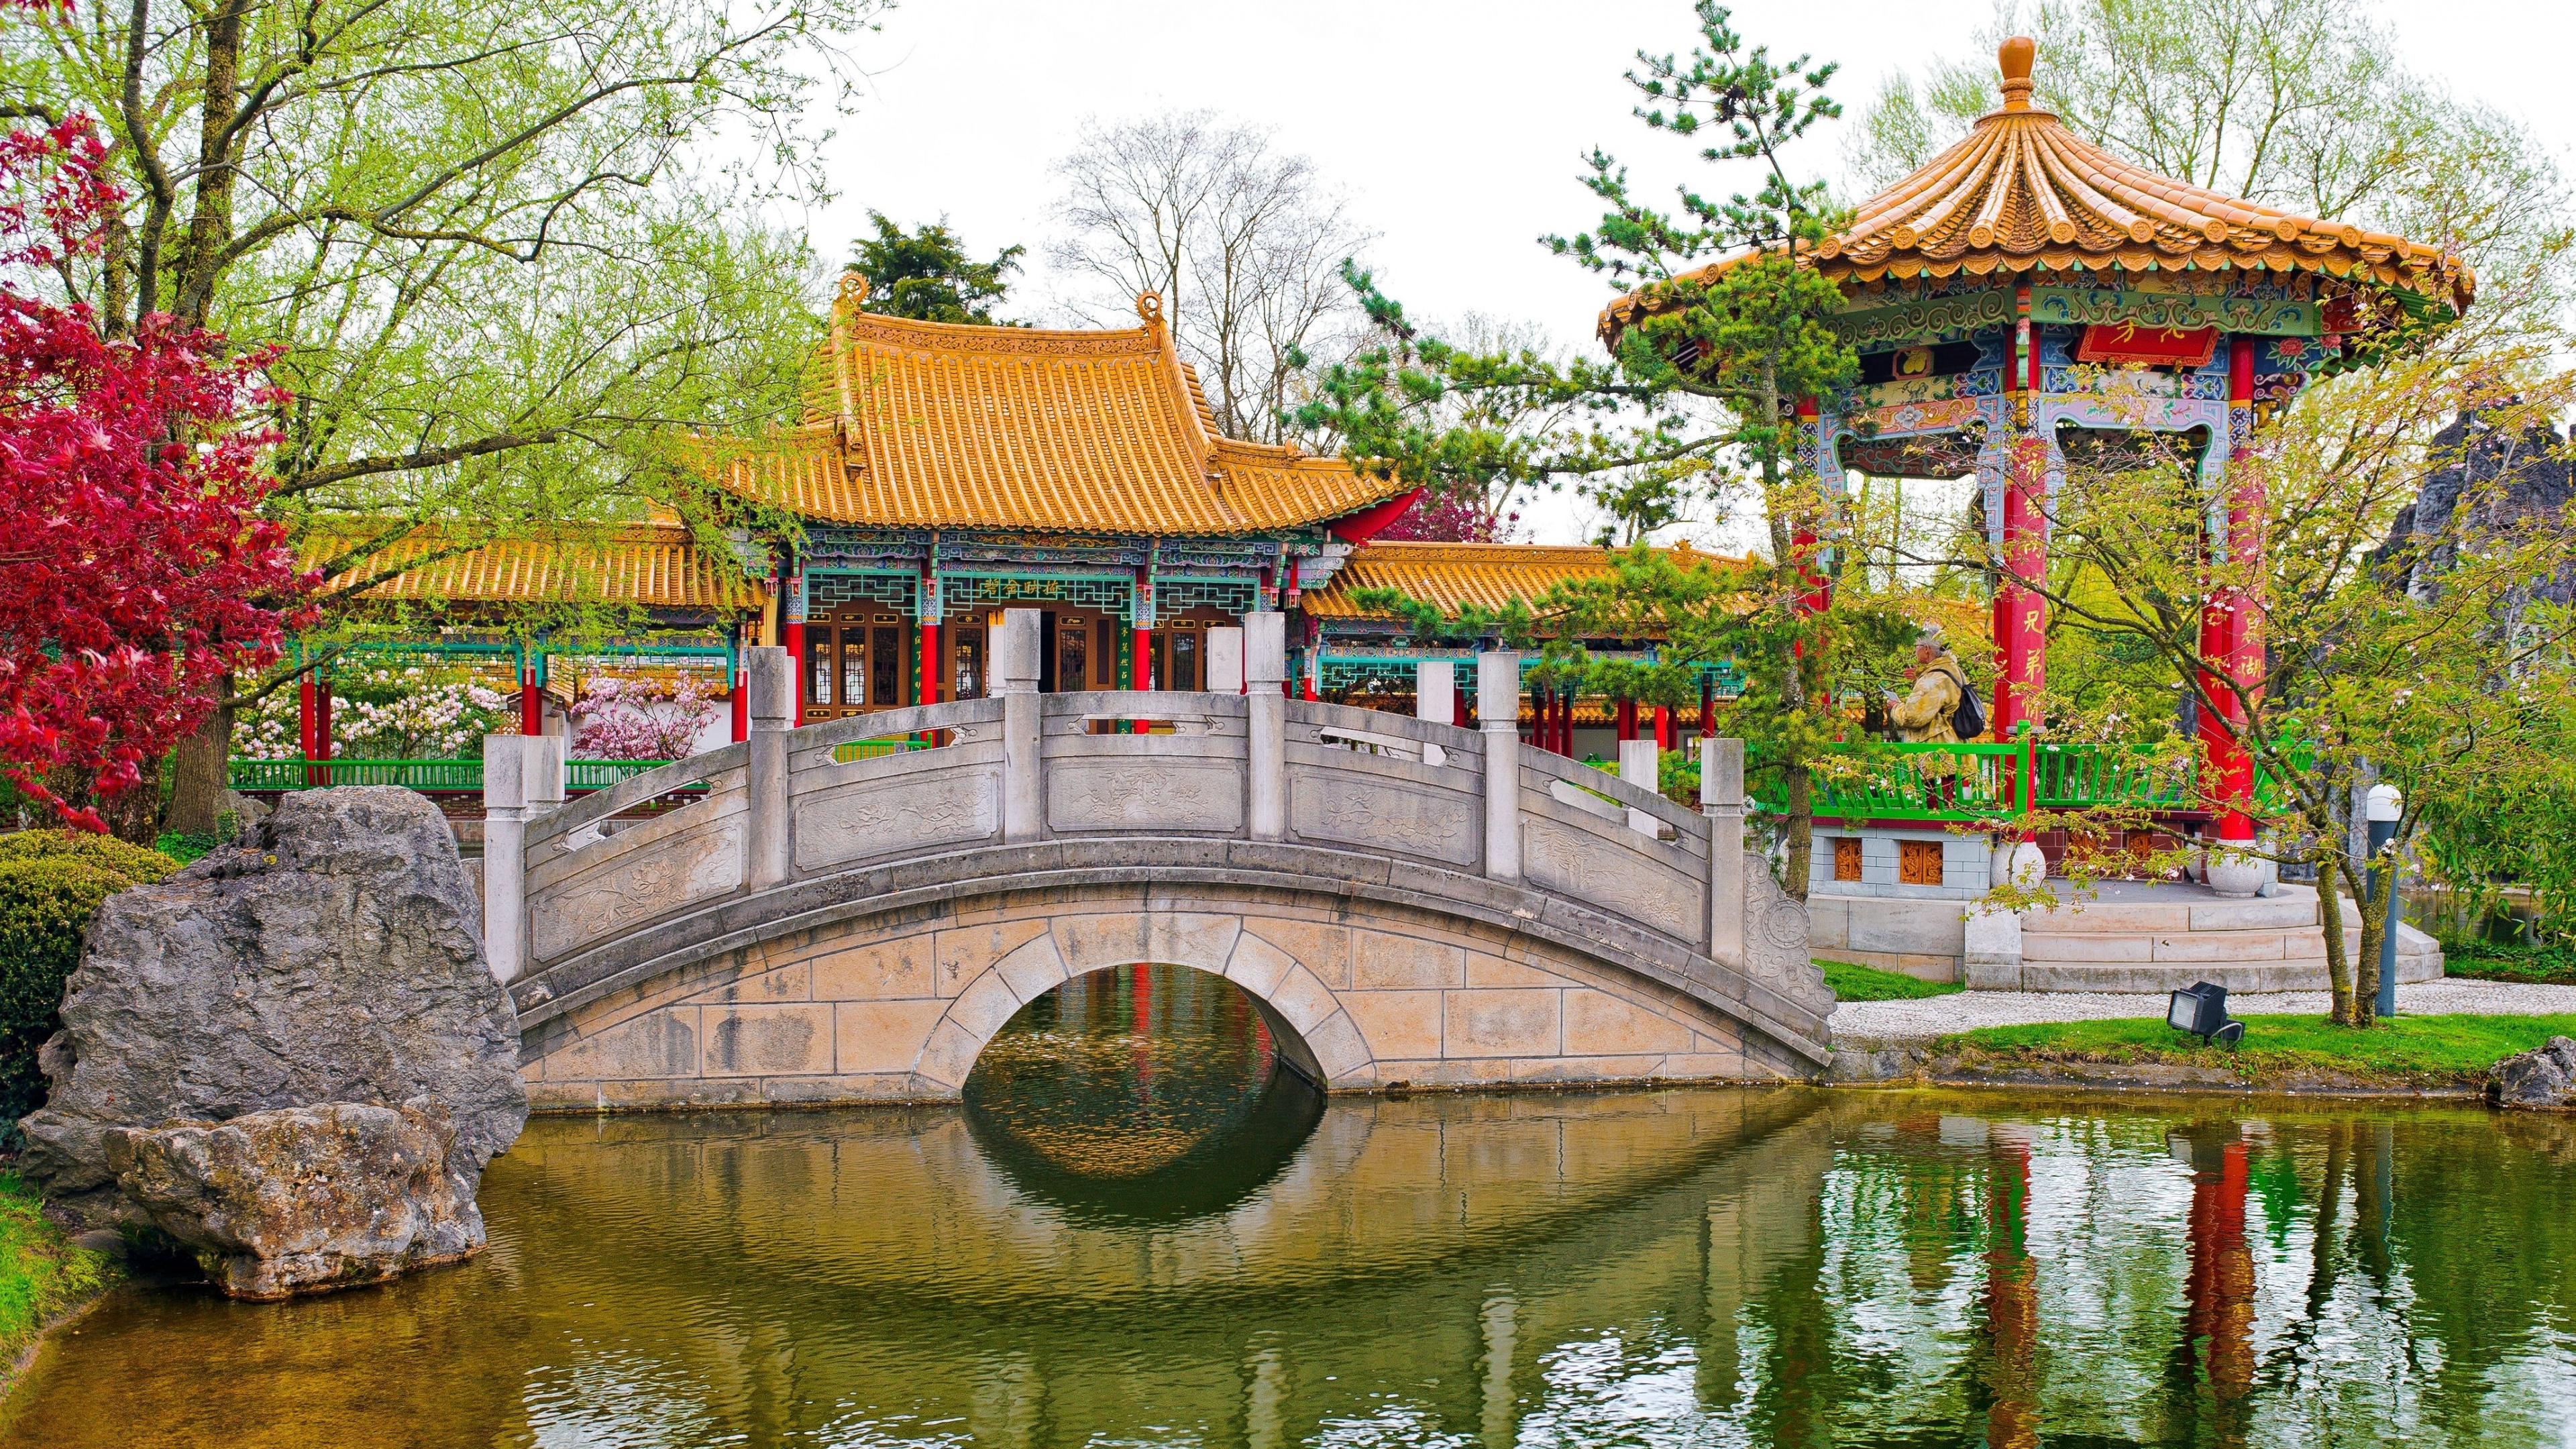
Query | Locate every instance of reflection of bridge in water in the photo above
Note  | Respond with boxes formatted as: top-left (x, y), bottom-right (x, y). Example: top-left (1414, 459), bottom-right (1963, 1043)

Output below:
top-left (484, 612), bottom-right (1833, 1108)
top-left (9, 1091), bottom-right (2567, 1447)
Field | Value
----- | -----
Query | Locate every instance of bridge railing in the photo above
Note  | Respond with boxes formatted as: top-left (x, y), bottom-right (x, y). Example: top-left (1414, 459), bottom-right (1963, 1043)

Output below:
top-left (487, 616), bottom-right (1826, 1036)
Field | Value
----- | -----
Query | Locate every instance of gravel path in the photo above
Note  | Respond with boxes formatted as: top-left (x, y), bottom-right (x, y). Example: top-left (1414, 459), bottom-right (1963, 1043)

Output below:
top-left (1829, 978), bottom-right (2576, 1044)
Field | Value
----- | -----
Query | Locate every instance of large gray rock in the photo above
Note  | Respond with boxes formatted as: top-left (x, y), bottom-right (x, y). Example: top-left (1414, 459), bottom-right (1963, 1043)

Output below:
top-left (105, 1100), bottom-right (486, 1299)
top-left (2490, 1036), bottom-right (2576, 1111)
top-left (17, 787), bottom-right (526, 1224)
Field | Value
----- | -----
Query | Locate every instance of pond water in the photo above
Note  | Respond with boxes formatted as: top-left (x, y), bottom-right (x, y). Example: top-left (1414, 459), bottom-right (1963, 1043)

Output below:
top-left (7, 963), bottom-right (2576, 1448)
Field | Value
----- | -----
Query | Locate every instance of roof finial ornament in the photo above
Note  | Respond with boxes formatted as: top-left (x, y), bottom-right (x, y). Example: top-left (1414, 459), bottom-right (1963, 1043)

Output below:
top-left (1136, 290), bottom-right (1163, 327)
top-left (1998, 36), bottom-right (2037, 112)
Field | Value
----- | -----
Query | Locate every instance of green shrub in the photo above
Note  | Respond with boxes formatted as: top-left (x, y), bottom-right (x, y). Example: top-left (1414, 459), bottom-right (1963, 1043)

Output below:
top-left (0, 833), bottom-right (179, 1144)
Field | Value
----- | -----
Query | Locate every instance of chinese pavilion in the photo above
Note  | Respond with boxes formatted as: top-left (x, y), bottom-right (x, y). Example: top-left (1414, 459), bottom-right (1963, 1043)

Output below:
top-left (1599, 35), bottom-right (2473, 863)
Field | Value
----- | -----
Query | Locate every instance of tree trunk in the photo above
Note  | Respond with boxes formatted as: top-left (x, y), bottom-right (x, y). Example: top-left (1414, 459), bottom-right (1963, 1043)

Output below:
top-left (1784, 763), bottom-right (1813, 902)
top-left (164, 678), bottom-right (234, 836)
top-left (2316, 839), bottom-right (2355, 1025)
top-left (106, 755), bottom-right (162, 846)
top-left (2353, 851), bottom-right (2389, 1028)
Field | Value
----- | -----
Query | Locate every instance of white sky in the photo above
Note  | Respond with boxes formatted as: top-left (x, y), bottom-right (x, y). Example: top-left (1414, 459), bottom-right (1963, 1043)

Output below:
top-left (782, 0), bottom-right (2576, 545)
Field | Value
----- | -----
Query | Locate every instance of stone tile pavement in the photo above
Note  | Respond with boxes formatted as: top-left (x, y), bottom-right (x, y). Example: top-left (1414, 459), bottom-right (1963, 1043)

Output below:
top-left (1830, 979), bottom-right (2576, 1044)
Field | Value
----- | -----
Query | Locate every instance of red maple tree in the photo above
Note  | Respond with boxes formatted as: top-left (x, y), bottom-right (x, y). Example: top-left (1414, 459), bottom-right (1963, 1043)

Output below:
top-left (0, 115), bottom-right (311, 833)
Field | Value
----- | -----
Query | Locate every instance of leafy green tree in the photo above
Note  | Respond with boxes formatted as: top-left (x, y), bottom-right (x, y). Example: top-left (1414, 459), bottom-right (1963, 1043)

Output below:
top-left (2016, 335), bottom-right (2576, 1024)
top-left (1, 0), bottom-right (882, 832)
top-left (845, 213), bottom-right (1024, 325)
top-left (1303, 3), bottom-right (1880, 896)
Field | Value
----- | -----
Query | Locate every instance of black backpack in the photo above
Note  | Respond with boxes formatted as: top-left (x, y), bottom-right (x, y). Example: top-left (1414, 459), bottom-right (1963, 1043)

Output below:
top-left (1951, 672), bottom-right (1986, 740)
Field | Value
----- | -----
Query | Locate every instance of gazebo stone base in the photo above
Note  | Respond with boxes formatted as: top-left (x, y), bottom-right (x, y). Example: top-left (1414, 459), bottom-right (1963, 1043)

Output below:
top-left (1811, 879), bottom-right (2445, 993)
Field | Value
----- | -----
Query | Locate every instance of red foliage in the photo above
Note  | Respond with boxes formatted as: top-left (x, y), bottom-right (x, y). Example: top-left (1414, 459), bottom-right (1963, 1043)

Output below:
top-left (1377, 488), bottom-right (1517, 543)
top-left (0, 117), bottom-right (313, 829)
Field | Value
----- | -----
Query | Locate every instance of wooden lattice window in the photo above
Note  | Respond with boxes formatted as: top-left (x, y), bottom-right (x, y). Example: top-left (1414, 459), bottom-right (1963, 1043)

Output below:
top-left (1899, 840), bottom-right (1944, 886)
top-left (1833, 837), bottom-right (1862, 882)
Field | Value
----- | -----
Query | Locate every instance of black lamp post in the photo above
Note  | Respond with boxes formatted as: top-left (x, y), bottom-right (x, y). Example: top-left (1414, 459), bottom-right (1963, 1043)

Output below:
top-left (2166, 980), bottom-right (2244, 1047)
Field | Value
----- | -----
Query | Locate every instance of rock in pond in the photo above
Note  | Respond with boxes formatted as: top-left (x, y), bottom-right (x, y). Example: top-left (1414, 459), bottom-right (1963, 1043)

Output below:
top-left (106, 1101), bottom-right (486, 1299)
top-left (17, 786), bottom-right (527, 1227)
top-left (2489, 1036), bottom-right (2576, 1111)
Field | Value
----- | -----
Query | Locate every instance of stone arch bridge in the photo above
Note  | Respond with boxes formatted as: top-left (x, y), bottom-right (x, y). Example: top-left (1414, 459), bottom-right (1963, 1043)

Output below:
top-left (482, 616), bottom-right (1829, 1110)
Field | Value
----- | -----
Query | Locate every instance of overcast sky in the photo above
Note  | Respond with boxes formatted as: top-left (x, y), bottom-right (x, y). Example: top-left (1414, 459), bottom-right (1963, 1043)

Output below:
top-left (782, 0), bottom-right (2575, 545)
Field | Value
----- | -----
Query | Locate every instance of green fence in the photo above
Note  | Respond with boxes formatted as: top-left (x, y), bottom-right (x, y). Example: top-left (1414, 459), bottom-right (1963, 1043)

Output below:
top-left (233, 757), bottom-right (682, 794)
top-left (1801, 743), bottom-right (2027, 822)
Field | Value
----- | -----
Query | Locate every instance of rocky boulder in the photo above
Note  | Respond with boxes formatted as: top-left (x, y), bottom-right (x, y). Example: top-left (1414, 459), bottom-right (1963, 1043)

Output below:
top-left (105, 1100), bottom-right (486, 1299)
top-left (17, 787), bottom-right (527, 1225)
top-left (2489, 1036), bottom-right (2576, 1111)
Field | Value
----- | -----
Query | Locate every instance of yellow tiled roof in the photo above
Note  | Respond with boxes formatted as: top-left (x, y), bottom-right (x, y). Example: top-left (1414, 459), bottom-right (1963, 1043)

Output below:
top-left (1601, 37), bottom-right (2473, 346)
top-left (1305, 541), bottom-right (1747, 620)
top-left (307, 525), bottom-right (767, 610)
top-left (682, 288), bottom-right (1408, 535)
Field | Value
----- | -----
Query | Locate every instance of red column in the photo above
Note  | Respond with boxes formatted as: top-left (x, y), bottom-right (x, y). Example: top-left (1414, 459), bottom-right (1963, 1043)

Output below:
top-left (297, 671), bottom-right (317, 783)
top-left (1556, 688), bottom-right (1573, 755)
top-left (1615, 698), bottom-right (1638, 743)
top-left (1994, 286), bottom-right (2048, 741)
top-left (1986, 1130), bottom-right (2040, 1449)
top-left (519, 659), bottom-right (542, 737)
top-left (782, 561), bottom-right (805, 726)
top-left (1654, 706), bottom-right (1673, 751)
top-left (2202, 337), bottom-right (2262, 843)
top-left (729, 633), bottom-right (748, 743)
top-left (2186, 1138), bottom-right (2257, 1407)
top-left (1699, 674), bottom-right (1716, 738)
top-left (918, 620), bottom-right (941, 708)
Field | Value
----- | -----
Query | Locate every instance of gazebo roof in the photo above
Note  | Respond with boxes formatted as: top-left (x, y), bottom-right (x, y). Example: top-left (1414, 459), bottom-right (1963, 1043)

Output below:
top-left (680, 288), bottom-right (1409, 537)
top-left (1601, 36), bottom-right (2474, 345)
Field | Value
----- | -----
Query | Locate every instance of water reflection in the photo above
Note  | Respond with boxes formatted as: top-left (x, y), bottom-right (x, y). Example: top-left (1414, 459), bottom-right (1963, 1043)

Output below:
top-left (963, 964), bottom-right (1324, 1224)
top-left (7, 1078), bottom-right (2575, 1444)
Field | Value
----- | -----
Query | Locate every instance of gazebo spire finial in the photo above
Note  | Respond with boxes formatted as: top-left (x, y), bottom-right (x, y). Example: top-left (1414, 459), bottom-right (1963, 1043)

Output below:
top-left (1997, 36), bottom-right (2036, 112)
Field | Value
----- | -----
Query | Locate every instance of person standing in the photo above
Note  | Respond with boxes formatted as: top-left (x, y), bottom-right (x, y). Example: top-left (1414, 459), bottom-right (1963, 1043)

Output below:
top-left (1890, 625), bottom-right (1976, 807)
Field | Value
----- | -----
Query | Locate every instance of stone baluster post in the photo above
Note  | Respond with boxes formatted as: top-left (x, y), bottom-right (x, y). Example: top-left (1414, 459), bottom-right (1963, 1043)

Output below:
top-left (745, 645), bottom-right (793, 892)
top-left (1620, 738), bottom-right (1660, 837)
top-left (481, 734), bottom-right (532, 984)
top-left (1245, 612), bottom-right (1287, 841)
top-left (526, 733), bottom-right (566, 818)
top-left (1701, 736), bottom-right (1745, 967)
top-left (1207, 626), bottom-right (1246, 694)
top-left (996, 608), bottom-right (1043, 844)
top-left (1415, 659), bottom-right (1453, 767)
top-left (1479, 651), bottom-right (1521, 883)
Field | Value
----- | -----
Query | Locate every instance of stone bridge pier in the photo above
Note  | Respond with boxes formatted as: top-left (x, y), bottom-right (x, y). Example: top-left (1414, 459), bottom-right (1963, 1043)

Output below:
top-left (484, 612), bottom-right (1830, 1110)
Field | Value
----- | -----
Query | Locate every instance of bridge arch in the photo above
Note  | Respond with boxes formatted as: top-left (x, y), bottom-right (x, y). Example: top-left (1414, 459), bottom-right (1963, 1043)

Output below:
top-left (514, 868), bottom-right (1793, 1109)
top-left (495, 629), bottom-right (1833, 1110)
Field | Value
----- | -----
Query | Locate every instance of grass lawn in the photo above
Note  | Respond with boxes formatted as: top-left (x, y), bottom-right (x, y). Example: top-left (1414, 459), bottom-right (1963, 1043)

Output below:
top-left (2444, 942), bottom-right (2576, 987)
top-left (1937, 1012), bottom-right (2576, 1086)
top-left (0, 1170), bottom-right (109, 1377)
top-left (1820, 959), bottom-right (1964, 1002)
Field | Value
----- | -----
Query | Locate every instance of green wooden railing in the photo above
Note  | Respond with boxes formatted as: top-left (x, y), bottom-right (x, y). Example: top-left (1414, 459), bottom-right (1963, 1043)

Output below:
top-left (1801, 743), bottom-right (2027, 822)
top-left (234, 739), bottom-right (931, 794)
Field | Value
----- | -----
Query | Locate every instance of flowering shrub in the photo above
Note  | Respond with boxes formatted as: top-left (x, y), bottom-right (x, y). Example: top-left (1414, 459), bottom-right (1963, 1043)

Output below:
top-left (572, 675), bottom-right (722, 761)
top-left (237, 662), bottom-right (509, 759)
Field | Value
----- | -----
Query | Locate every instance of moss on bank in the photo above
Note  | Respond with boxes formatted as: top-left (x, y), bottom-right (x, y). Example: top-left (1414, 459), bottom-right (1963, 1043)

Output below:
top-left (1934, 1012), bottom-right (2576, 1089)
top-left (0, 1170), bottom-right (112, 1383)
